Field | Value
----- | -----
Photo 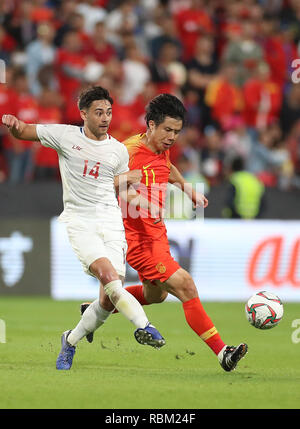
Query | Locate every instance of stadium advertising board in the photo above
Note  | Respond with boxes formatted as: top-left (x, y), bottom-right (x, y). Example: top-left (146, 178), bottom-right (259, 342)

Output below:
top-left (0, 219), bottom-right (50, 295)
top-left (50, 218), bottom-right (300, 302)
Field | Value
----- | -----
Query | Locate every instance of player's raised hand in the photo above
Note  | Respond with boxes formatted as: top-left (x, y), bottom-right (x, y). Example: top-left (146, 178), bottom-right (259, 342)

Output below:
top-left (2, 114), bottom-right (20, 130)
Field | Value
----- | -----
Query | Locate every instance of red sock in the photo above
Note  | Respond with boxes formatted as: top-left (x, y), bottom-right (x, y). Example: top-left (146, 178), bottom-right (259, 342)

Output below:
top-left (113, 285), bottom-right (149, 314)
top-left (182, 297), bottom-right (225, 355)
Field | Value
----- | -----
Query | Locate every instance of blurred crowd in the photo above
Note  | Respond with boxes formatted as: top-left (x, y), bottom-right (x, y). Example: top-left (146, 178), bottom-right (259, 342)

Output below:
top-left (0, 0), bottom-right (300, 192)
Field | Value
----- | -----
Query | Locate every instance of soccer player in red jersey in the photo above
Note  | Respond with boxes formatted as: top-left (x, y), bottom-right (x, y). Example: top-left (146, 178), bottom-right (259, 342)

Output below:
top-left (82, 93), bottom-right (248, 371)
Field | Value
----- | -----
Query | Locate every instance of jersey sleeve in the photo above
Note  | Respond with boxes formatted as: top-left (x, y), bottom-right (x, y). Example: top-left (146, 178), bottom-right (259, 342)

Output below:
top-left (36, 124), bottom-right (69, 152)
top-left (115, 144), bottom-right (129, 176)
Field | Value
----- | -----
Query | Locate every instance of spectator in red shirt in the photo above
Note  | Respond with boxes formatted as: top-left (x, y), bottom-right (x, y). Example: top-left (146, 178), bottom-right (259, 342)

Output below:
top-left (204, 62), bottom-right (244, 129)
top-left (243, 61), bottom-right (282, 130)
top-left (0, 66), bottom-right (14, 123)
top-left (260, 15), bottom-right (288, 89)
top-left (174, 0), bottom-right (214, 61)
top-left (82, 21), bottom-right (116, 64)
top-left (33, 85), bottom-right (62, 181)
top-left (55, 30), bottom-right (87, 105)
top-left (0, 65), bottom-right (14, 181)
top-left (3, 68), bottom-right (39, 183)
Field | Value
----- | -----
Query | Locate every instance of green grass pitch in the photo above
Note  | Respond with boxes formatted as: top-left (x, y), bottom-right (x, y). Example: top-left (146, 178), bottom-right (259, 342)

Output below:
top-left (0, 297), bottom-right (299, 409)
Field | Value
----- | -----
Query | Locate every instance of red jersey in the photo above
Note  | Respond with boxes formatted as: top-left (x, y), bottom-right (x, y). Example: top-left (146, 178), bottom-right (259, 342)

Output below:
top-left (122, 133), bottom-right (171, 241)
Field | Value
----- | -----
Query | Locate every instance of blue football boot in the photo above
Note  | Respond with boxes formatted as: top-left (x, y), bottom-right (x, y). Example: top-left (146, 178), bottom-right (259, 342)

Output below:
top-left (56, 330), bottom-right (76, 370)
top-left (134, 323), bottom-right (166, 349)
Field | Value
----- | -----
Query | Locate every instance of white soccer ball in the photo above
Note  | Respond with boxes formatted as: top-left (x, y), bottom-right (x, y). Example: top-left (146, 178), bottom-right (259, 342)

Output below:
top-left (245, 291), bottom-right (284, 329)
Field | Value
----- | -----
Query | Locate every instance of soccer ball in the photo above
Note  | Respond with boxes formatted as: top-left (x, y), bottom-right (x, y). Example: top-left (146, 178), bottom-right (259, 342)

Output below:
top-left (245, 291), bottom-right (284, 329)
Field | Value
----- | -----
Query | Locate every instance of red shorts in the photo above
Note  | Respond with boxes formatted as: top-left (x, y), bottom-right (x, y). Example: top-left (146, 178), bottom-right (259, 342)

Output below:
top-left (126, 235), bottom-right (180, 283)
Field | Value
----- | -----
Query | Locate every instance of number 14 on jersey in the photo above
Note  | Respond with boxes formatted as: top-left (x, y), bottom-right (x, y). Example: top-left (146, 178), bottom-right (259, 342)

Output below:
top-left (83, 160), bottom-right (100, 180)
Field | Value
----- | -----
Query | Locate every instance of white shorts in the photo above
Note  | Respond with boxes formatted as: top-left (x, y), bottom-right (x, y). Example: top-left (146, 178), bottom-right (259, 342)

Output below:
top-left (64, 217), bottom-right (127, 278)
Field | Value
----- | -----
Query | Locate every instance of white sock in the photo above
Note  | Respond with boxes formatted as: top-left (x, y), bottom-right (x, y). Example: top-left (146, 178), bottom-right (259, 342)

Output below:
top-left (68, 300), bottom-right (111, 346)
top-left (104, 279), bottom-right (149, 329)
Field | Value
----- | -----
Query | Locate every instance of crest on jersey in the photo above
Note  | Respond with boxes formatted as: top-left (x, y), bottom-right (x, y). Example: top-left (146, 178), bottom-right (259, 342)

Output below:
top-left (156, 262), bottom-right (166, 274)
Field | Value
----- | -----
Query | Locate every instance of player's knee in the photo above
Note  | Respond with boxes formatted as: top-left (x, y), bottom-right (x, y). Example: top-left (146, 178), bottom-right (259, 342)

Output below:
top-left (90, 264), bottom-right (119, 286)
top-left (92, 267), bottom-right (119, 285)
top-left (90, 260), bottom-right (119, 285)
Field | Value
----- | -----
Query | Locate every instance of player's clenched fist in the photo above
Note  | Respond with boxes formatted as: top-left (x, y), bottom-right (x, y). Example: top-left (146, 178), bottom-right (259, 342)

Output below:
top-left (193, 191), bottom-right (209, 209)
top-left (2, 114), bottom-right (20, 130)
top-left (126, 169), bottom-right (142, 185)
top-left (1, 115), bottom-right (38, 141)
top-left (115, 169), bottom-right (142, 190)
top-left (114, 169), bottom-right (142, 191)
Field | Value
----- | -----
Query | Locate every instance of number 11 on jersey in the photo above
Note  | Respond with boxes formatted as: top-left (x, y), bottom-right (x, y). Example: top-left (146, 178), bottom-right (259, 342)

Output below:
top-left (143, 166), bottom-right (155, 186)
top-left (83, 160), bottom-right (100, 179)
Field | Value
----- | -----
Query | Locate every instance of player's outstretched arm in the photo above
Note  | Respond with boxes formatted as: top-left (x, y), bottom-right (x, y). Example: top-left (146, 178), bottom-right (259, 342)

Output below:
top-left (2, 114), bottom-right (39, 141)
top-left (169, 163), bottom-right (208, 208)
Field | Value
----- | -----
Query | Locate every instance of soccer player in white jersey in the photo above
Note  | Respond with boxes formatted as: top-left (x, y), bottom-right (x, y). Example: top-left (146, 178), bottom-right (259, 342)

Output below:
top-left (2, 86), bottom-right (165, 370)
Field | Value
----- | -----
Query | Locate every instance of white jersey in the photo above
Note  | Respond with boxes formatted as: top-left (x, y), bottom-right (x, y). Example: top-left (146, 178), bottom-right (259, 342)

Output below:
top-left (36, 124), bottom-right (129, 225)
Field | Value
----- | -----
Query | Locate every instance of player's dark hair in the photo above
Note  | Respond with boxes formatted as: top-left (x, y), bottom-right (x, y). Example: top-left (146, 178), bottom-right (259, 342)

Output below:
top-left (78, 86), bottom-right (113, 110)
top-left (145, 94), bottom-right (186, 127)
